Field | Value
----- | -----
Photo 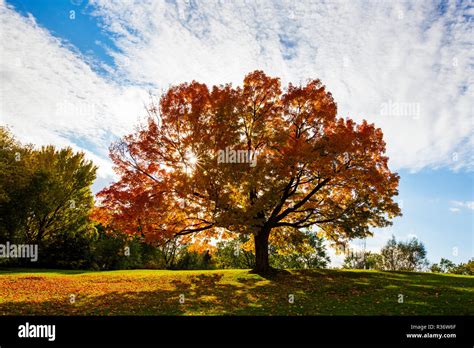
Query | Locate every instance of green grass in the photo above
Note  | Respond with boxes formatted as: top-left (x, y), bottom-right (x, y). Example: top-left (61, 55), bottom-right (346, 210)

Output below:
top-left (0, 268), bottom-right (472, 315)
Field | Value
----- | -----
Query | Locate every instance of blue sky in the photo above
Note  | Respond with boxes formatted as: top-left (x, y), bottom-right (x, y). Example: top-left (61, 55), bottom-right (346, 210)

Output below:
top-left (1, 0), bottom-right (472, 266)
top-left (6, 0), bottom-right (116, 67)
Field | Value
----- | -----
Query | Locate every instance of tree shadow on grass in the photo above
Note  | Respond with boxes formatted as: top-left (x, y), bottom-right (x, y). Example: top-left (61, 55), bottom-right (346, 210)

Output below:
top-left (232, 268), bottom-right (474, 315)
top-left (0, 270), bottom-right (471, 316)
top-left (280, 269), bottom-right (474, 315)
top-left (0, 273), bottom-right (281, 316)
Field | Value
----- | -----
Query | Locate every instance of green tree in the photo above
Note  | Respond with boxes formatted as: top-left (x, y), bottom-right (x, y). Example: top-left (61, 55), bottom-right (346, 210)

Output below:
top-left (449, 260), bottom-right (474, 275)
top-left (430, 258), bottom-right (456, 273)
top-left (21, 146), bottom-right (97, 246)
top-left (214, 235), bottom-right (256, 269)
top-left (270, 233), bottom-right (330, 269)
top-left (380, 235), bottom-right (428, 271)
top-left (0, 128), bottom-right (97, 266)
top-left (0, 127), bottom-right (34, 243)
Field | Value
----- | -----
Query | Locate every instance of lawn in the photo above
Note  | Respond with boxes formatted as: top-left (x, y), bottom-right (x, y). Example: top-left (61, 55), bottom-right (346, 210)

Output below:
top-left (0, 268), bottom-right (472, 315)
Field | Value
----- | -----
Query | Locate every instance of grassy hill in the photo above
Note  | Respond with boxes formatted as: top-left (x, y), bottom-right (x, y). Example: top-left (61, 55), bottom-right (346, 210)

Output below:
top-left (0, 268), bottom-right (472, 315)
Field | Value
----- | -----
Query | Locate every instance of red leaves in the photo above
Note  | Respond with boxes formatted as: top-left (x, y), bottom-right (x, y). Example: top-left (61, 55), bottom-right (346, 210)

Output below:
top-left (97, 70), bottom-right (401, 249)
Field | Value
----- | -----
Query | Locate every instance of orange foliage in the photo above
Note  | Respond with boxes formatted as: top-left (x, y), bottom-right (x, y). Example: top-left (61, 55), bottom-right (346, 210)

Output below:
top-left (97, 71), bottom-right (401, 250)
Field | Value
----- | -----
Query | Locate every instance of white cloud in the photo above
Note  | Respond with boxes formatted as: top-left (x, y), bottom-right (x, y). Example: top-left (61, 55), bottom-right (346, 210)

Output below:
top-left (90, 0), bottom-right (473, 172)
top-left (1, 0), bottom-right (472, 190)
top-left (0, 2), bottom-right (148, 181)
top-left (450, 200), bottom-right (474, 212)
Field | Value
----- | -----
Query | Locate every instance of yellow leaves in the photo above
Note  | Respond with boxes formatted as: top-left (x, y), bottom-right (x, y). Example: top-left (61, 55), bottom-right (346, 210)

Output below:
top-left (268, 228), bottom-right (313, 255)
top-left (241, 238), bottom-right (254, 252)
top-left (187, 239), bottom-right (216, 254)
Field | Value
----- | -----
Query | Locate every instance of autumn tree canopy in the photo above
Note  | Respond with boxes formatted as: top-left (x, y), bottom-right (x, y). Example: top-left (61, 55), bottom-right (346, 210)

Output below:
top-left (98, 71), bottom-right (401, 274)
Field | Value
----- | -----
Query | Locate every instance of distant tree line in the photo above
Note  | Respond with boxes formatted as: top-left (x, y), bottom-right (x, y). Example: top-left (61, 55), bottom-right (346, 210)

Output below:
top-left (343, 235), bottom-right (473, 275)
top-left (429, 258), bottom-right (473, 275)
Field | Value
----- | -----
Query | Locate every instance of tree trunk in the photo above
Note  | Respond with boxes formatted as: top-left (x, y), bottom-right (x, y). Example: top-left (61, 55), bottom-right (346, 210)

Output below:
top-left (253, 228), bottom-right (272, 274)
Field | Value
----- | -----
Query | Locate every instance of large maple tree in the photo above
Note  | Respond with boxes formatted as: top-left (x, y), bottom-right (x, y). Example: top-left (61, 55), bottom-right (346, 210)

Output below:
top-left (98, 71), bottom-right (401, 274)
